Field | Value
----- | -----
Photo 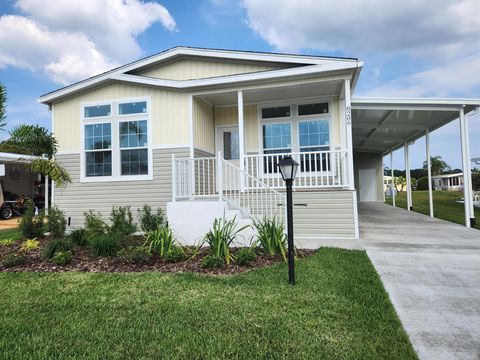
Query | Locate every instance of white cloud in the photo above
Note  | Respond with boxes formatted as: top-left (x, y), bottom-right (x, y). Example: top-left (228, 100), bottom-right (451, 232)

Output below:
top-left (0, 0), bottom-right (176, 85)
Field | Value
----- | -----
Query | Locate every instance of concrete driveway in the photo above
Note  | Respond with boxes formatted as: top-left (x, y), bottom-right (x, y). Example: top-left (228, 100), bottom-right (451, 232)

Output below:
top-left (359, 203), bottom-right (480, 360)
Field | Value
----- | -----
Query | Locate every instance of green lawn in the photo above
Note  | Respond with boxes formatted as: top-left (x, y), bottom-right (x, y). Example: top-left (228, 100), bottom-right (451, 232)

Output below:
top-left (0, 248), bottom-right (416, 360)
top-left (385, 190), bottom-right (480, 230)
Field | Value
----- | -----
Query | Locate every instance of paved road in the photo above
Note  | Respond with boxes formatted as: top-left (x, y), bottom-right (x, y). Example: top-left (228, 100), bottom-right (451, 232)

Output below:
top-left (359, 203), bottom-right (480, 360)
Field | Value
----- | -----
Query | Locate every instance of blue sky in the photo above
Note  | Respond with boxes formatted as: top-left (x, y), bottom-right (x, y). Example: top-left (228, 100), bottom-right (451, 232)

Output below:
top-left (1, 0), bottom-right (479, 170)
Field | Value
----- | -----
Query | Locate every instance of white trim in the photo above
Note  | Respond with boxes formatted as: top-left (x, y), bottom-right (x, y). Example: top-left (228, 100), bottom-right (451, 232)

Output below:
top-left (193, 146), bottom-right (215, 156)
top-left (152, 143), bottom-right (190, 150)
top-left (404, 142), bottom-right (412, 211)
top-left (57, 150), bottom-right (81, 156)
top-left (344, 79), bottom-right (354, 189)
top-left (352, 97), bottom-right (480, 108)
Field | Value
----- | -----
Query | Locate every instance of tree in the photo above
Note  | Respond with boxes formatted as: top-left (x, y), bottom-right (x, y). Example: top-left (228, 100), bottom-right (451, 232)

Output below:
top-left (0, 124), bottom-right (70, 186)
top-left (394, 176), bottom-right (406, 192)
top-left (0, 83), bottom-right (7, 131)
top-left (423, 156), bottom-right (450, 176)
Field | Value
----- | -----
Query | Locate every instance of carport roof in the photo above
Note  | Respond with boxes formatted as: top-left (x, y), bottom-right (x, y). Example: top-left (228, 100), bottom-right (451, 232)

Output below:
top-left (351, 97), bottom-right (480, 155)
top-left (0, 152), bottom-right (40, 163)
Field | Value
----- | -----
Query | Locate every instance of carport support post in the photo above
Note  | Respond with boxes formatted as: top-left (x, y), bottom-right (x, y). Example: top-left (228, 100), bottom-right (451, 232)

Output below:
top-left (45, 175), bottom-right (49, 215)
top-left (390, 151), bottom-right (396, 207)
top-left (425, 130), bottom-right (434, 218)
top-left (459, 107), bottom-right (473, 228)
top-left (404, 142), bottom-right (412, 211)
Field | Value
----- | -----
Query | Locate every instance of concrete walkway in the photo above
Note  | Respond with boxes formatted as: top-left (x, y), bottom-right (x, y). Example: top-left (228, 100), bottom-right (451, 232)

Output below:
top-left (359, 203), bottom-right (480, 360)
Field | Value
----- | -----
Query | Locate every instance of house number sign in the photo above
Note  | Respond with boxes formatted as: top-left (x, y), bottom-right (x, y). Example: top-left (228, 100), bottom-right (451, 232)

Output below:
top-left (346, 106), bottom-right (352, 126)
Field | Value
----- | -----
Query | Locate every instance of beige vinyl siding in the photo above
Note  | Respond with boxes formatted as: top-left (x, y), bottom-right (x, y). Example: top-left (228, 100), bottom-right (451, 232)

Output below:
top-left (353, 152), bottom-right (384, 201)
top-left (214, 105), bottom-right (258, 152)
top-left (293, 190), bottom-right (356, 239)
top-left (133, 58), bottom-right (284, 80)
top-left (193, 98), bottom-right (214, 154)
top-left (54, 148), bottom-right (189, 228)
top-left (53, 82), bottom-right (189, 153)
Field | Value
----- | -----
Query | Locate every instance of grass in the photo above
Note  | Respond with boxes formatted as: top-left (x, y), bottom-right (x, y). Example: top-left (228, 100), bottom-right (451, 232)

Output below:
top-left (0, 248), bottom-right (417, 360)
top-left (385, 190), bottom-right (480, 230)
top-left (0, 228), bottom-right (22, 245)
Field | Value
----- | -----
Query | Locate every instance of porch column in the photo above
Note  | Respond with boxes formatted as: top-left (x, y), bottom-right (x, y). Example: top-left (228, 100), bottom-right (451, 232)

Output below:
top-left (425, 129), bottom-right (434, 218)
top-left (44, 175), bottom-right (49, 215)
top-left (189, 95), bottom-right (195, 198)
top-left (344, 79), bottom-right (355, 189)
top-left (237, 90), bottom-right (245, 190)
top-left (459, 106), bottom-right (473, 227)
top-left (404, 142), bottom-right (412, 211)
top-left (390, 151), bottom-right (396, 207)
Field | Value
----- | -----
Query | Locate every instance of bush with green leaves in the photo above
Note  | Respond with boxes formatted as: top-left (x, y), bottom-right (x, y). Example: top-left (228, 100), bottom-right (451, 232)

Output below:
top-left (47, 206), bottom-right (67, 239)
top-left (89, 233), bottom-right (120, 257)
top-left (84, 210), bottom-right (108, 237)
top-left (0, 238), bottom-right (15, 247)
top-left (66, 228), bottom-right (87, 246)
top-left (50, 251), bottom-right (73, 266)
top-left (165, 246), bottom-right (187, 263)
top-left (200, 254), bottom-right (225, 269)
top-left (20, 238), bottom-right (40, 252)
top-left (200, 216), bottom-right (249, 265)
top-left (2, 252), bottom-right (27, 268)
top-left (118, 246), bottom-right (151, 264)
top-left (144, 226), bottom-right (176, 257)
top-left (19, 200), bottom-right (44, 238)
top-left (110, 206), bottom-right (137, 237)
top-left (252, 217), bottom-right (287, 261)
top-left (138, 205), bottom-right (165, 232)
top-left (235, 247), bottom-right (257, 266)
top-left (43, 238), bottom-right (73, 260)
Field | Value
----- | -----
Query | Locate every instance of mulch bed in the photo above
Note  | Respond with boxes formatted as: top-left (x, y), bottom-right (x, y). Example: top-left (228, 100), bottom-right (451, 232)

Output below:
top-left (0, 236), bottom-right (315, 275)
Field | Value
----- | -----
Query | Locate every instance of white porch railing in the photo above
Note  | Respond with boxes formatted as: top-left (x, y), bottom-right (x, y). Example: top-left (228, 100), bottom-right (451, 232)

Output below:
top-left (171, 156), bottom-right (217, 199)
top-left (244, 149), bottom-right (348, 189)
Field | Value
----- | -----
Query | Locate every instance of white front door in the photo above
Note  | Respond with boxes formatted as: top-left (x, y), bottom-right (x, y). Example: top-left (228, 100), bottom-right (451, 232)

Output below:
top-left (359, 168), bottom-right (377, 202)
top-left (216, 126), bottom-right (240, 190)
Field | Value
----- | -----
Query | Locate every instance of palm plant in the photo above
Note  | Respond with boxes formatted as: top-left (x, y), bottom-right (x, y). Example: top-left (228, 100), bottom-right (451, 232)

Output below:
top-left (252, 216), bottom-right (287, 261)
top-left (423, 156), bottom-right (451, 176)
top-left (201, 216), bottom-right (250, 265)
top-left (0, 83), bottom-right (7, 131)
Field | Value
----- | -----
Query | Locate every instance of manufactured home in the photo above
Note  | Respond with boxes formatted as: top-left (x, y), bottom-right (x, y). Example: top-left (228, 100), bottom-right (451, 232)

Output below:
top-left (38, 47), bottom-right (480, 246)
top-left (432, 173), bottom-right (464, 191)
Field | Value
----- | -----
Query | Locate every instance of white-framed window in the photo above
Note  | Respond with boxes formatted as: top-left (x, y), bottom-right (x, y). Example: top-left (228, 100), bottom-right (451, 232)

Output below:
top-left (81, 98), bottom-right (152, 182)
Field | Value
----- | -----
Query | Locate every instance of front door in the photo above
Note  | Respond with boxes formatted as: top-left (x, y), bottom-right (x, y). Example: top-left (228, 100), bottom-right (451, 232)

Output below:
top-left (359, 168), bottom-right (377, 202)
top-left (216, 126), bottom-right (240, 190)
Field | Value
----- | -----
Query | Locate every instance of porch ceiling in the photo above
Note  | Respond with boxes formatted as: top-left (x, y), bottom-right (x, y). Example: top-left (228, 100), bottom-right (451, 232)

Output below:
top-left (198, 80), bottom-right (343, 106)
top-left (351, 98), bottom-right (480, 155)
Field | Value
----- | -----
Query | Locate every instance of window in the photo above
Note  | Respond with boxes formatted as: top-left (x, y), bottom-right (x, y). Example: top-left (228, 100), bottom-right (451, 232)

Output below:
top-left (298, 102), bottom-right (329, 116)
top-left (119, 120), bottom-right (148, 175)
top-left (84, 104), bottom-right (111, 118)
top-left (298, 120), bottom-right (330, 172)
top-left (119, 101), bottom-right (147, 115)
top-left (223, 131), bottom-right (239, 160)
top-left (262, 123), bottom-right (291, 173)
top-left (261, 106), bottom-right (291, 119)
top-left (85, 123), bottom-right (112, 177)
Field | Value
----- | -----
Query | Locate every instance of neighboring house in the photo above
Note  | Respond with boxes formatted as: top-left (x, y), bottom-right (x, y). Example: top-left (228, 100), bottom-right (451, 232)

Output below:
top-left (383, 175), bottom-right (404, 193)
top-left (432, 173), bottom-right (464, 191)
top-left (38, 47), bottom-right (480, 245)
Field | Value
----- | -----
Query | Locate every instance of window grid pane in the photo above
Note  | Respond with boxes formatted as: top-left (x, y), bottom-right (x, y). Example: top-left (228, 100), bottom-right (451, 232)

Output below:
top-left (85, 123), bottom-right (111, 150)
top-left (261, 106), bottom-right (291, 119)
top-left (299, 120), bottom-right (329, 149)
top-left (84, 105), bottom-right (111, 118)
top-left (119, 101), bottom-right (147, 115)
top-left (119, 120), bottom-right (148, 149)
top-left (262, 123), bottom-right (291, 150)
top-left (121, 149), bottom-right (148, 175)
top-left (298, 102), bottom-right (329, 116)
top-left (86, 151), bottom-right (112, 177)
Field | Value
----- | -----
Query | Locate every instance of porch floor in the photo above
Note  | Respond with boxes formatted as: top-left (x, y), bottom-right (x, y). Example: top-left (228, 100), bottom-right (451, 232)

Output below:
top-left (358, 202), bottom-right (480, 360)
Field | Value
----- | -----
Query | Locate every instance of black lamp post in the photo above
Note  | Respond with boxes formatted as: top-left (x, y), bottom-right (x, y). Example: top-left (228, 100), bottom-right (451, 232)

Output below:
top-left (277, 156), bottom-right (299, 285)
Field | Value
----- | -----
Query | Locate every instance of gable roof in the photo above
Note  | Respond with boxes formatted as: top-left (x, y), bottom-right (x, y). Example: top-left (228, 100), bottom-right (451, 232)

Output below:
top-left (38, 46), bottom-right (362, 105)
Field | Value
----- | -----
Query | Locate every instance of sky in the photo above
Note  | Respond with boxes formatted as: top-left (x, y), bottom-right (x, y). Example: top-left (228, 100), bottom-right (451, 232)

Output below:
top-left (0, 0), bottom-right (479, 170)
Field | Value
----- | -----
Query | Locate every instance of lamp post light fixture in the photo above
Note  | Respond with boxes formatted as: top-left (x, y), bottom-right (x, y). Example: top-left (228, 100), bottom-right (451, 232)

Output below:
top-left (277, 156), bottom-right (299, 285)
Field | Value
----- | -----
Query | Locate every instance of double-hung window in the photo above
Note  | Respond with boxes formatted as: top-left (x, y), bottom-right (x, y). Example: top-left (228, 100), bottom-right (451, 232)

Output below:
top-left (82, 99), bottom-right (151, 181)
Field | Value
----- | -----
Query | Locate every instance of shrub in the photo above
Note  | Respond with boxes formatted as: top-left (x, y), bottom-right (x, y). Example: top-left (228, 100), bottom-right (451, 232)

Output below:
top-left (66, 228), bottom-right (87, 246)
top-left (110, 206), bottom-right (137, 237)
top-left (138, 205), bottom-right (165, 232)
top-left (0, 238), bottom-right (16, 247)
top-left (3, 252), bottom-right (27, 268)
top-left (20, 238), bottom-right (40, 252)
top-left (252, 217), bottom-right (287, 261)
top-left (165, 246), bottom-right (187, 263)
top-left (43, 238), bottom-right (73, 260)
top-left (200, 254), bottom-right (225, 269)
top-left (235, 248), bottom-right (257, 266)
top-left (89, 233), bottom-right (120, 257)
top-left (118, 246), bottom-right (151, 264)
top-left (47, 206), bottom-right (67, 239)
top-left (19, 200), bottom-right (45, 238)
top-left (416, 176), bottom-right (429, 191)
top-left (84, 210), bottom-right (108, 237)
top-left (201, 216), bottom-right (250, 265)
top-left (144, 226), bottom-right (176, 257)
top-left (50, 251), bottom-right (73, 266)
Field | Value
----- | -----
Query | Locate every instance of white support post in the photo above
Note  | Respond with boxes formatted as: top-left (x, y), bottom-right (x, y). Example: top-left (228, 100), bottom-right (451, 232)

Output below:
top-left (189, 95), bottom-right (195, 198)
top-left (171, 154), bottom-right (176, 202)
top-left (404, 142), bottom-right (412, 211)
top-left (465, 109), bottom-right (475, 226)
top-left (44, 175), bottom-right (49, 215)
top-left (344, 79), bottom-right (355, 189)
top-left (390, 151), bottom-right (396, 207)
top-left (459, 107), bottom-right (472, 228)
top-left (217, 151), bottom-right (223, 201)
top-left (237, 90), bottom-right (245, 191)
top-left (425, 129), bottom-right (434, 218)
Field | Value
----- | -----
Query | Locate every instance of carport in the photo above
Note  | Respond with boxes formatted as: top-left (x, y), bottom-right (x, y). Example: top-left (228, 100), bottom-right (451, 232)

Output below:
top-left (351, 98), bottom-right (480, 228)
